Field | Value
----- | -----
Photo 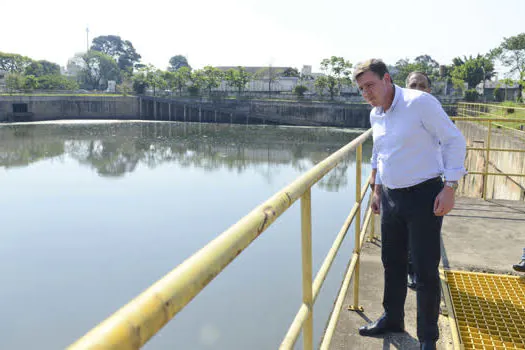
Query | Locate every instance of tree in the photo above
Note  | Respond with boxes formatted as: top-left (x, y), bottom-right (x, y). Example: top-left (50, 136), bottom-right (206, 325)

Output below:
top-left (37, 75), bottom-right (79, 90)
top-left (200, 66), bottom-right (223, 95)
top-left (5, 73), bottom-right (25, 92)
top-left (494, 33), bottom-right (525, 98)
top-left (79, 50), bottom-right (120, 90)
top-left (451, 77), bottom-right (466, 96)
top-left (414, 55), bottom-right (439, 73)
top-left (314, 76), bottom-right (328, 97)
top-left (132, 65), bottom-right (166, 96)
top-left (189, 70), bottom-right (206, 95)
top-left (224, 67), bottom-right (251, 94)
top-left (0, 52), bottom-right (32, 73)
top-left (25, 60), bottom-right (61, 77)
top-left (168, 55), bottom-right (191, 71)
top-left (320, 56), bottom-right (353, 99)
top-left (23, 75), bottom-right (39, 92)
top-left (498, 78), bottom-right (516, 101)
top-left (450, 54), bottom-right (495, 89)
top-left (255, 66), bottom-right (281, 97)
top-left (283, 67), bottom-right (300, 77)
top-left (293, 85), bottom-right (308, 97)
top-left (91, 35), bottom-right (141, 73)
top-left (164, 66), bottom-right (192, 95)
top-left (392, 55), bottom-right (441, 86)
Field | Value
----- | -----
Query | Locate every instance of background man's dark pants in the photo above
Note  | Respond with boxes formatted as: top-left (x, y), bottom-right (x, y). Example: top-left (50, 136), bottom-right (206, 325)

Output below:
top-left (380, 178), bottom-right (443, 342)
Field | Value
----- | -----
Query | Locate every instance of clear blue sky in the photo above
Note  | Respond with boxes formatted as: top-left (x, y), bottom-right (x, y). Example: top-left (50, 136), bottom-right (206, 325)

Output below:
top-left (1, 0), bottom-right (523, 76)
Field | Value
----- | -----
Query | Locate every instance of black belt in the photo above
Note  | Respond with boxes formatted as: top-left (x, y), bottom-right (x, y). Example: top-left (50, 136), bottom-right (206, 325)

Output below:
top-left (386, 177), bottom-right (442, 192)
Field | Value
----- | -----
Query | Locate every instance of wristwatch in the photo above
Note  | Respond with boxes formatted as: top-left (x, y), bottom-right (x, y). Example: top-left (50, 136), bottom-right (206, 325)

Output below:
top-left (445, 181), bottom-right (458, 191)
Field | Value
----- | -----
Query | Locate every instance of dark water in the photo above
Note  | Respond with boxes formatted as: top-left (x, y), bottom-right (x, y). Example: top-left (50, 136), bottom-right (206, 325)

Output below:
top-left (0, 121), bottom-right (372, 349)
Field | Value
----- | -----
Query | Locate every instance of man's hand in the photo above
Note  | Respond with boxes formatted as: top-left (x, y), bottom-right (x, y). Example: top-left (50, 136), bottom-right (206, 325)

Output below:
top-left (371, 186), bottom-right (381, 214)
top-left (433, 186), bottom-right (455, 216)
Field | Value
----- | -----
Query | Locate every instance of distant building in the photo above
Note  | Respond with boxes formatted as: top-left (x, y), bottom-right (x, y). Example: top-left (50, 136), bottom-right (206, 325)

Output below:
top-left (301, 65), bottom-right (312, 76)
top-left (476, 80), bottom-right (521, 102)
top-left (0, 70), bottom-right (6, 92)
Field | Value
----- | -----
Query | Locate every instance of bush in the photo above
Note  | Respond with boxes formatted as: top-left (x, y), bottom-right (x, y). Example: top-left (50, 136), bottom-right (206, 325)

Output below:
top-left (464, 89), bottom-right (479, 102)
top-left (37, 75), bottom-right (79, 90)
top-left (293, 84), bottom-right (308, 97)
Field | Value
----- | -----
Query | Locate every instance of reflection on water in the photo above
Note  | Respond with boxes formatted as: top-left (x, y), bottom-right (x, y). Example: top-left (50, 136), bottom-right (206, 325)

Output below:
top-left (0, 121), bottom-right (372, 349)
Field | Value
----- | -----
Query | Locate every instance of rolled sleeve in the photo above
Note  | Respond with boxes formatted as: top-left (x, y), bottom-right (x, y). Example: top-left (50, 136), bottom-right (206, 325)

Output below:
top-left (371, 139), bottom-right (382, 185)
top-left (418, 94), bottom-right (467, 181)
top-left (375, 172), bottom-right (382, 185)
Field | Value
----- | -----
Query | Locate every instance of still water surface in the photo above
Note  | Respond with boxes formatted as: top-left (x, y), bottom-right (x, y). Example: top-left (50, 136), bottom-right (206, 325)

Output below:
top-left (0, 121), bottom-right (372, 349)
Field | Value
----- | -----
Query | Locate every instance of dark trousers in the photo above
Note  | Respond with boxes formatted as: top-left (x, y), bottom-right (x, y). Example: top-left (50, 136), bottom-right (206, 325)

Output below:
top-left (380, 178), bottom-right (443, 342)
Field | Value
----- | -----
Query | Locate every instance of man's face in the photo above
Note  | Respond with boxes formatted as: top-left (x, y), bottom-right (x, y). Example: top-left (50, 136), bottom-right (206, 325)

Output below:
top-left (407, 74), bottom-right (431, 93)
top-left (356, 71), bottom-right (391, 107)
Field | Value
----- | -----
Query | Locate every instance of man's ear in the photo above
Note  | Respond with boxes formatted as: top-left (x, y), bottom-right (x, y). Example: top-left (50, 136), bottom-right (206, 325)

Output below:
top-left (384, 73), bottom-right (392, 84)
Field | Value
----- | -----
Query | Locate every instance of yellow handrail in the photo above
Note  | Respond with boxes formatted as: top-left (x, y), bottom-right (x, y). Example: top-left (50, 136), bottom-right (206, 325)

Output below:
top-left (451, 105), bottom-right (525, 199)
top-left (68, 129), bottom-right (373, 350)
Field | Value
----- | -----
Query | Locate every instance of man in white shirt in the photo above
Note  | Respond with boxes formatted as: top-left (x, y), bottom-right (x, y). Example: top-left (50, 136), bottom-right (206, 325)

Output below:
top-left (354, 59), bottom-right (466, 350)
top-left (405, 71), bottom-right (433, 290)
top-left (406, 71), bottom-right (432, 93)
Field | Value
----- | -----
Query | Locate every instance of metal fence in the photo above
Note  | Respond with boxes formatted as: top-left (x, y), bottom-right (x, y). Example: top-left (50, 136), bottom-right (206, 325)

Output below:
top-left (68, 129), bottom-right (375, 350)
top-left (454, 102), bottom-right (525, 199)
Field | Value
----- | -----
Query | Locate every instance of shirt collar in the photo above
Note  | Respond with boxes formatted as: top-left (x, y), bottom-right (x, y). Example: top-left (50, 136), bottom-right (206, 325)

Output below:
top-left (377, 84), bottom-right (402, 114)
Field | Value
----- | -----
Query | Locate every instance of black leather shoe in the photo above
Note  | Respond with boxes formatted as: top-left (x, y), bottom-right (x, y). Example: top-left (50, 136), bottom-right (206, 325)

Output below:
top-left (358, 314), bottom-right (405, 336)
top-left (408, 273), bottom-right (417, 290)
top-left (513, 259), bottom-right (525, 272)
top-left (420, 341), bottom-right (437, 349)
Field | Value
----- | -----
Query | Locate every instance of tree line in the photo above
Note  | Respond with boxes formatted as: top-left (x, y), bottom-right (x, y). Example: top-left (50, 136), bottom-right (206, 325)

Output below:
top-left (1, 33), bottom-right (524, 101)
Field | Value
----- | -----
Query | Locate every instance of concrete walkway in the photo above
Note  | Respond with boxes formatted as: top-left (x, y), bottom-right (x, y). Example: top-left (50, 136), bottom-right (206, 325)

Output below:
top-left (329, 197), bottom-right (525, 350)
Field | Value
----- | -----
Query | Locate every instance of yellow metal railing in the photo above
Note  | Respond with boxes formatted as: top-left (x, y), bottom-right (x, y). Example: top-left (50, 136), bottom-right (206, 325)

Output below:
top-left (454, 102), bottom-right (525, 200)
top-left (69, 129), bottom-right (374, 350)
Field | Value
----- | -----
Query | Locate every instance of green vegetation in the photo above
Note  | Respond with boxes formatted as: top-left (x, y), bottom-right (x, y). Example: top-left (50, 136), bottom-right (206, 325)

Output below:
top-left (1, 31), bottom-right (524, 103)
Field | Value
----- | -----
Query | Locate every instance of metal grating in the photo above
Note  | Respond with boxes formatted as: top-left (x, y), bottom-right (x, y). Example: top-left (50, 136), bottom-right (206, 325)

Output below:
top-left (445, 270), bottom-right (525, 349)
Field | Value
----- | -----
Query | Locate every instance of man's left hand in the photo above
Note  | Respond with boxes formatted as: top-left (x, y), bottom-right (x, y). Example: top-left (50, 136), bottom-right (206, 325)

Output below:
top-left (433, 187), bottom-right (455, 216)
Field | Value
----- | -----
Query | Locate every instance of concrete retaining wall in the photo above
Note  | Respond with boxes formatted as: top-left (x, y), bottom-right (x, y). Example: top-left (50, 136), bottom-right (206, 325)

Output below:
top-left (456, 121), bottom-right (525, 200)
top-left (0, 96), bottom-right (139, 122)
top-left (139, 96), bottom-right (372, 128)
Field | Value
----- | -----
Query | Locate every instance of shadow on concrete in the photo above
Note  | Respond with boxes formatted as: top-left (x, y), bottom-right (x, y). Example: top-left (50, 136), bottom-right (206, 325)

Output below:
top-left (487, 199), bottom-right (525, 214)
top-left (446, 214), bottom-right (525, 222)
top-left (452, 207), bottom-right (517, 214)
top-left (381, 333), bottom-right (420, 349)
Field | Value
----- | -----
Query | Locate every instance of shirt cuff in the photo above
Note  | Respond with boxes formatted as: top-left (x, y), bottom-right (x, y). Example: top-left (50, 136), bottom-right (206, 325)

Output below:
top-left (375, 172), bottom-right (382, 185)
top-left (444, 168), bottom-right (467, 182)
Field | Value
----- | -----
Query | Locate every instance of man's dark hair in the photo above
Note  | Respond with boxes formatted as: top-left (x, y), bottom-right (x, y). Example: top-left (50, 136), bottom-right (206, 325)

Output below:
top-left (353, 59), bottom-right (389, 81)
top-left (406, 71), bottom-right (432, 87)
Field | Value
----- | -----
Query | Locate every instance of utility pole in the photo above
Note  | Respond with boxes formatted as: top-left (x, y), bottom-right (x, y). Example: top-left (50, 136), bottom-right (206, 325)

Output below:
top-left (86, 26), bottom-right (89, 53)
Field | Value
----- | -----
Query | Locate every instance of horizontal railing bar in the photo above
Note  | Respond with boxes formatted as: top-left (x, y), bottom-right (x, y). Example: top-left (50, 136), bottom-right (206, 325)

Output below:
top-left (457, 102), bottom-right (525, 111)
top-left (451, 117), bottom-right (525, 122)
top-left (313, 175), bottom-right (372, 302)
top-left (68, 130), bottom-right (373, 350)
top-left (467, 171), bottom-right (525, 177)
top-left (467, 147), bottom-right (525, 153)
top-left (279, 303), bottom-right (311, 350)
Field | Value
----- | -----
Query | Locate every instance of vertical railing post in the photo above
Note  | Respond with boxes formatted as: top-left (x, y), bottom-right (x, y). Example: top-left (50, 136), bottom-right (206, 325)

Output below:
top-left (301, 189), bottom-right (313, 350)
top-left (349, 144), bottom-right (364, 312)
top-left (367, 212), bottom-right (376, 242)
top-left (483, 121), bottom-right (492, 200)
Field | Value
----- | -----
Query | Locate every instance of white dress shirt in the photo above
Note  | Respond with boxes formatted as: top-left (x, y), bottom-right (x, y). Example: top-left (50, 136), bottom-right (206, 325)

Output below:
top-left (371, 85), bottom-right (466, 189)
